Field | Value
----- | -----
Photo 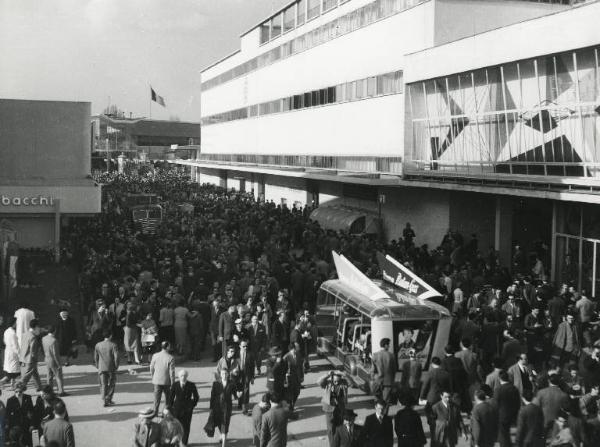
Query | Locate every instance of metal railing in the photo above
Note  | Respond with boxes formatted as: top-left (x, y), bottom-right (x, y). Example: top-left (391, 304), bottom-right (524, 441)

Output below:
top-left (192, 153), bottom-right (403, 174)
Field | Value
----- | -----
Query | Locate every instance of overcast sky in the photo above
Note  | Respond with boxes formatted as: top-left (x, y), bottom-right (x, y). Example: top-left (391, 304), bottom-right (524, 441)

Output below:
top-left (0, 0), bottom-right (288, 121)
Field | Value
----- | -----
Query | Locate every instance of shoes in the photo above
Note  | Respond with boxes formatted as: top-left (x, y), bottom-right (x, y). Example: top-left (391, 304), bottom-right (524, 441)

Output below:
top-left (59, 392), bottom-right (70, 397)
top-left (109, 400), bottom-right (115, 405)
top-left (103, 402), bottom-right (109, 407)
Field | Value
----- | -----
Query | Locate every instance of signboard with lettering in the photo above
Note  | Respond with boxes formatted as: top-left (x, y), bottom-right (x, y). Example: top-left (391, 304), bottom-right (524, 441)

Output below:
top-left (332, 251), bottom-right (389, 301)
top-left (1, 195), bottom-right (55, 206)
top-left (376, 251), bottom-right (441, 300)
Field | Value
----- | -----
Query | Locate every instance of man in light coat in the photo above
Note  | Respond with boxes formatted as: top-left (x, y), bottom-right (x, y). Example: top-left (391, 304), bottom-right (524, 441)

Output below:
top-left (42, 325), bottom-right (67, 396)
top-left (94, 329), bottom-right (119, 407)
top-left (150, 341), bottom-right (175, 417)
top-left (508, 353), bottom-right (536, 397)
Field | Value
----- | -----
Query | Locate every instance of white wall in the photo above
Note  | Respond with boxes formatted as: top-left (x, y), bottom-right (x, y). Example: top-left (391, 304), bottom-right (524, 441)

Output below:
top-left (201, 2), bottom-right (434, 116)
top-left (201, 93), bottom-right (404, 156)
top-left (198, 168), bottom-right (223, 187)
top-left (405, 0), bottom-right (595, 83)
top-left (264, 175), bottom-right (308, 206)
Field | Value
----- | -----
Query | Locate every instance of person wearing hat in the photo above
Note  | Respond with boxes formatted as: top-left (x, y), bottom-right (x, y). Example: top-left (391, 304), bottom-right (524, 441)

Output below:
top-left (332, 408), bottom-right (362, 447)
top-left (264, 346), bottom-right (286, 397)
top-left (318, 370), bottom-right (350, 447)
top-left (132, 407), bottom-right (161, 447)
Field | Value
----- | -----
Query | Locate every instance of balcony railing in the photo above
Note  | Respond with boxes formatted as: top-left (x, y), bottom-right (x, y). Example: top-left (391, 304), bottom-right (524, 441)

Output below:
top-left (192, 153), bottom-right (403, 175)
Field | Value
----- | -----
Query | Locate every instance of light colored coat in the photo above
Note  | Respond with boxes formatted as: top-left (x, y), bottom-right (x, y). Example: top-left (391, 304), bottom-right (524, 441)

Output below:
top-left (3, 327), bottom-right (20, 373)
top-left (150, 350), bottom-right (175, 386)
top-left (42, 333), bottom-right (61, 368)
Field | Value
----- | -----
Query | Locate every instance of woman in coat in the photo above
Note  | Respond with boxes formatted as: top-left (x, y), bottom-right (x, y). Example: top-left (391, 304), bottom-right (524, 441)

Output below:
top-left (209, 369), bottom-right (240, 447)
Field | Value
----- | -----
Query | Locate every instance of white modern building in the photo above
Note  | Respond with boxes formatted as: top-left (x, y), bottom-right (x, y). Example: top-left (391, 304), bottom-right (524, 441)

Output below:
top-left (177, 0), bottom-right (600, 293)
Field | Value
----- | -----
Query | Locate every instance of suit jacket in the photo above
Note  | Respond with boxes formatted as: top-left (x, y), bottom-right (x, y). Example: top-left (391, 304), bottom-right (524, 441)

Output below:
top-left (19, 330), bottom-right (41, 364)
top-left (150, 350), bottom-right (175, 386)
top-left (56, 316), bottom-right (77, 353)
top-left (42, 417), bottom-right (75, 447)
top-left (94, 339), bottom-right (119, 372)
top-left (218, 312), bottom-right (234, 340)
top-left (455, 348), bottom-right (480, 383)
top-left (260, 405), bottom-right (288, 447)
top-left (238, 350), bottom-right (256, 383)
top-left (515, 402), bottom-right (545, 447)
top-left (247, 323), bottom-right (267, 352)
top-left (42, 334), bottom-right (61, 368)
top-left (394, 407), bottom-right (426, 447)
top-left (132, 421), bottom-right (161, 447)
top-left (535, 385), bottom-right (570, 426)
top-left (508, 362), bottom-right (536, 396)
top-left (471, 401), bottom-right (499, 447)
top-left (168, 380), bottom-right (199, 416)
top-left (363, 413), bottom-right (393, 447)
top-left (420, 367), bottom-right (450, 404)
top-left (252, 403), bottom-right (267, 438)
top-left (441, 355), bottom-right (467, 393)
top-left (270, 320), bottom-right (289, 350)
top-left (372, 349), bottom-right (396, 386)
top-left (333, 423), bottom-right (363, 447)
top-left (401, 358), bottom-right (422, 390)
top-left (283, 351), bottom-right (303, 388)
top-left (494, 382), bottom-right (521, 424)
top-left (6, 394), bottom-right (34, 431)
top-left (431, 400), bottom-right (464, 446)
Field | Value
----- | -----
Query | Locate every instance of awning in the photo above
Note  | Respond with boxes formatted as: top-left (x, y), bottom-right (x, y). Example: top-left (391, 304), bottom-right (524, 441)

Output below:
top-left (309, 206), bottom-right (379, 234)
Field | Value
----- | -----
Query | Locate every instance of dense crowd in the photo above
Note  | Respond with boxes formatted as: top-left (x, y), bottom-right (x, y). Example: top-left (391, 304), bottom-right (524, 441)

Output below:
top-left (2, 166), bottom-right (600, 447)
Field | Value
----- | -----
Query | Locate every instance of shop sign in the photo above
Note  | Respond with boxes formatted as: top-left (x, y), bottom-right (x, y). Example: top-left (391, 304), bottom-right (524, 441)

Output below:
top-left (376, 251), bottom-right (441, 300)
top-left (1, 195), bottom-right (55, 206)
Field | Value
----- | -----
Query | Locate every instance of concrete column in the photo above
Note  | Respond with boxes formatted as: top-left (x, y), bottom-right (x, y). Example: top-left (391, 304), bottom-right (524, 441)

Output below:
top-left (495, 196), bottom-right (513, 268)
top-left (54, 199), bottom-right (61, 263)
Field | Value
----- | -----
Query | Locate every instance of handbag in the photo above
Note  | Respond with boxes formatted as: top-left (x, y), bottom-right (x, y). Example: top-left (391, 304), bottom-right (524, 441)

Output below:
top-left (203, 410), bottom-right (215, 438)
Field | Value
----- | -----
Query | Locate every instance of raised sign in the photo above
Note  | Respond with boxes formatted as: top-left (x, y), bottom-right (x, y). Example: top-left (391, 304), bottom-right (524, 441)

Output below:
top-left (376, 251), bottom-right (441, 300)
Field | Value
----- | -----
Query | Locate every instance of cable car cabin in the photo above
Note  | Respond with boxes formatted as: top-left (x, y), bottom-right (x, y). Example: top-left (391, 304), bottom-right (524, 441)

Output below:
top-left (131, 204), bottom-right (163, 235)
top-left (316, 278), bottom-right (451, 394)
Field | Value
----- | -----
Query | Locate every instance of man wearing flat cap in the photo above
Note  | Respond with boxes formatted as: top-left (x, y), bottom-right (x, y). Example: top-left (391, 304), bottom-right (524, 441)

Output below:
top-left (132, 407), bottom-right (161, 447)
top-left (333, 408), bottom-right (363, 447)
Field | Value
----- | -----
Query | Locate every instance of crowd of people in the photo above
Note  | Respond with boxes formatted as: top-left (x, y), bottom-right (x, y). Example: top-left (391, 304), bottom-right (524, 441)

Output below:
top-left (2, 166), bottom-right (600, 447)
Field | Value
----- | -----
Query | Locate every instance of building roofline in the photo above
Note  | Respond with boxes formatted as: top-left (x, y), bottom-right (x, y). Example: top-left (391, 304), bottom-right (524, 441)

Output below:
top-left (93, 114), bottom-right (200, 126)
top-left (405, 0), bottom-right (585, 60)
top-left (239, 0), bottom-right (299, 38)
top-left (200, 49), bottom-right (241, 74)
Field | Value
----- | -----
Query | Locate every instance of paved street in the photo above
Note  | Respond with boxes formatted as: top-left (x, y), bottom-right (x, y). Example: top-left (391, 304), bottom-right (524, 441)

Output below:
top-left (33, 350), bottom-right (374, 447)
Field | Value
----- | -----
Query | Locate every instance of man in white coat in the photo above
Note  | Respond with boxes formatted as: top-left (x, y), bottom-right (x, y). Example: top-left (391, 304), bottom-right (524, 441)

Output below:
top-left (14, 302), bottom-right (35, 346)
top-left (0, 317), bottom-right (20, 388)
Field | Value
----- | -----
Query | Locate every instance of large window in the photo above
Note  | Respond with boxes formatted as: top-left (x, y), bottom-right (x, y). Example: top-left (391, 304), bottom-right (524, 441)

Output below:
top-left (283, 6), bottom-right (295, 33)
top-left (307, 0), bottom-right (321, 20)
top-left (407, 45), bottom-right (600, 180)
top-left (259, 22), bottom-right (270, 44)
top-left (323, 0), bottom-right (338, 12)
top-left (201, 70), bottom-right (404, 125)
top-left (271, 14), bottom-right (282, 39)
top-left (297, 0), bottom-right (306, 25)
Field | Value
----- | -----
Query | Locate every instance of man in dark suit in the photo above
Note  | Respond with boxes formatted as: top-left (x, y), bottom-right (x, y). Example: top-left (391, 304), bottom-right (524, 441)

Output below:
top-left (394, 393), bottom-right (426, 447)
top-left (238, 339), bottom-right (256, 415)
top-left (6, 382), bottom-right (35, 442)
top-left (248, 314), bottom-right (267, 375)
top-left (333, 409), bottom-right (362, 447)
top-left (371, 338), bottom-right (396, 405)
top-left (260, 393), bottom-right (288, 447)
top-left (441, 345), bottom-right (469, 412)
top-left (495, 370), bottom-right (521, 447)
top-left (218, 305), bottom-right (236, 359)
top-left (471, 389), bottom-right (498, 447)
top-left (515, 389), bottom-right (545, 447)
top-left (535, 374), bottom-right (570, 432)
top-left (363, 399), bottom-right (393, 447)
top-left (283, 342), bottom-right (303, 417)
top-left (94, 329), bottom-right (119, 407)
top-left (419, 356), bottom-right (450, 439)
top-left (41, 401), bottom-right (74, 447)
top-left (168, 369), bottom-right (198, 445)
top-left (431, 390), bottom-right (467, 447)
top-left (270, 311), bottom-right (289, 353)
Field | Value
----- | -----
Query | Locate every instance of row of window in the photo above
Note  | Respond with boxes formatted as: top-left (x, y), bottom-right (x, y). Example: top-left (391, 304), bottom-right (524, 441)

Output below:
top-left (201, 70), bottom-right (403, 126)
top-left (202, 0), bottom-right (422, 92)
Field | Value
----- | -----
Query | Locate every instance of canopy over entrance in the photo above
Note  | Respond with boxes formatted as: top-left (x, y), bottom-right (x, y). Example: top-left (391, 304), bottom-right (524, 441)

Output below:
top-left (309, 206), bottom-right (379, 234)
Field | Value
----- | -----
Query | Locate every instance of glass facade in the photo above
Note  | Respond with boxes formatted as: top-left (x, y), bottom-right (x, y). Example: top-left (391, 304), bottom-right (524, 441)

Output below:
top-left (406, 45), bottom-right (600, 179)
top-left (555, 202), bottom-right (600, 296)
top-left (202, 70), bottom-right (403, 126)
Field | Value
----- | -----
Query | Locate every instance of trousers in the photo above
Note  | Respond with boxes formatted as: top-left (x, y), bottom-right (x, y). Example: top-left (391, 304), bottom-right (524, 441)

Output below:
top-left (153, 384), bottom-right (171, 416)
top-left (47, 364), bottom-right (65, 394)
top-left (99, 371), bottom-right (116, 403)
top-left (21, 362), bottom-right (42, 391)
